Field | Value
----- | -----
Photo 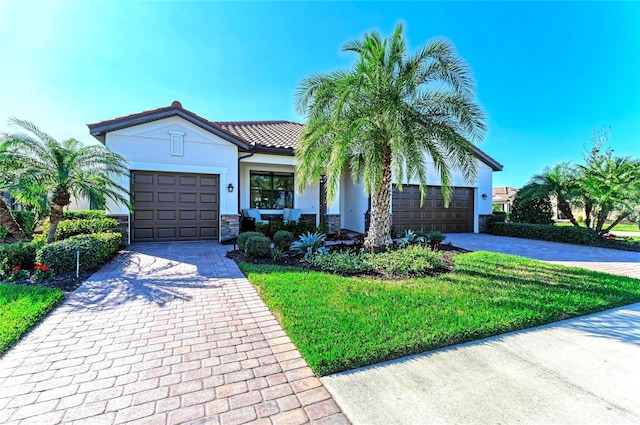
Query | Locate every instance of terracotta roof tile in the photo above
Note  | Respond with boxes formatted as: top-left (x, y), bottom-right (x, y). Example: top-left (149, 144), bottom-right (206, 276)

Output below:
top-left (212, 121), bottom-right (304, 150)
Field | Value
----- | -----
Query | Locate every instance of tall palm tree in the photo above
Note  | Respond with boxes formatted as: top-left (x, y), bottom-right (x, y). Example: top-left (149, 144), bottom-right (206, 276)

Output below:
top-left (295, 24), bottom-right (486, 249)
top-left (521, 163), bottom-right (581, 226)
top-left (0, 118), bottom-right (129, 242)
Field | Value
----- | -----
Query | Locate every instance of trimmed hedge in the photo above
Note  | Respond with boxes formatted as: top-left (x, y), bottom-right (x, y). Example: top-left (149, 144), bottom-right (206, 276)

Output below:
top-left (36, 232), bottom-right (121, 273)
top-left (0, 241), bottom-right (44, 277)
top-left (273, 230), bottom-right (295, 250)
top-left (237, 232), bottom-right (265, 251)
top-left (55, 218), bottom-right (119, 240)
top-left (490, 223), bottom-right (597, 245)
top-left (0, 225), bottom-right (7, 241)
top-left (62, 210), bottom-right (106, 220)
top-left (13, 211), bottom-right (36, 237)
top-left (245, 236), bottom-right (272, 258)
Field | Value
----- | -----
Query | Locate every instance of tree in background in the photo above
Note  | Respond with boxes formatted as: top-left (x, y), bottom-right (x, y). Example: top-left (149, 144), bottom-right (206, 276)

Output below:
top-left (295, 24), bottom-right (486, 249)
top-left (510, 183), bottom-right (554, 225)
top-left (576, 130), bottom-right (640, 235)
top-left (0, 119), bottom-right (129, 242)
top-left (520, 163), bottom-right (580, 226)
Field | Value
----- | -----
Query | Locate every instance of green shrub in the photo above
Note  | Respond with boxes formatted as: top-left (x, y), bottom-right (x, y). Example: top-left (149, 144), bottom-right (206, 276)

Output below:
top-left (244, 236), bottom-right (272, 258)
top-left (13, 211), bottom-right (36, 237)
top-left (0, 225), bottom-right (7, 241)
top-left (510, 187), bottom-right (554, 225)
top-left (307, 250), bottom-right (373, 274)
top-left (55, 218), bottom-right (119, 240)
top-left (490, 223), bottom-right (597, 245)
top-left (271, 248), bottom-right (283, 262)
top-left (237, 232), bottom-right (265, 251)
top-left (62, 210), bottom-right (106, 220)
top-left (36, 232), bottom-right (121, 273)
top-left (273, 230), bottom-right (295, 250)
top-left (307, 245), bottom-right (443, 276)
top-left (484, 212), bottom-right (507, 233)
top-left (256, 220), bottom-right (318, 238)
top-left (366, 245), bottom-right (443, 276)
top-left (0, 241), bottom-right (44, 278)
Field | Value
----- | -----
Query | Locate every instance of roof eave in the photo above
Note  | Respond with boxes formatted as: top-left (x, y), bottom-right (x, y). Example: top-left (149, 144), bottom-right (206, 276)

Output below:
top-left (87, 108), bottom-right (251, 150)
top-left (471, 145), bottom-right (503, 172)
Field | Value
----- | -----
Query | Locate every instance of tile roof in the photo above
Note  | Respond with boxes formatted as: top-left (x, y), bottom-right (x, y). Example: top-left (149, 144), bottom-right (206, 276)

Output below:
top-left (212, 121), bottom-right (304, 150)
top-left (492, 186), bottom-right (518, 201)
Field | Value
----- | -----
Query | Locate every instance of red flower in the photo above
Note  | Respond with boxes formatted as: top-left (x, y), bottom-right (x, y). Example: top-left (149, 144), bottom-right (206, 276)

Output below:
top-left (41, 265), bottom-right (49, 272)
top-left (34, 264), bottom-right (42, 270)
top-left (13, 265), bottom-right (20, 270)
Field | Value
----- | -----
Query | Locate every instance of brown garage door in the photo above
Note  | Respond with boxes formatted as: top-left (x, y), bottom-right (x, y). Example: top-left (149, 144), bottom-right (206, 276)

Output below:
top-left (131, 171), bottom-right (219, 242)
top-left (392, 185), bottom-right (474, 235)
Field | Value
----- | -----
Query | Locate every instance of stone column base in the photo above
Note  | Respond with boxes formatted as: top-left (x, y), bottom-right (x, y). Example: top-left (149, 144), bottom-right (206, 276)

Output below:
top-left (325, 214), bottom-right (341, 234)
top-left (221, 214), bottom-right (240, 240)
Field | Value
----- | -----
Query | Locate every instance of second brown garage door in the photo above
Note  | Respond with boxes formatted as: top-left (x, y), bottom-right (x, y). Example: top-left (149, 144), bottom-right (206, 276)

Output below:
top-left (131, 171), bottom-right (219, 242)
top-left (392, 185), bottom-right (474, 235)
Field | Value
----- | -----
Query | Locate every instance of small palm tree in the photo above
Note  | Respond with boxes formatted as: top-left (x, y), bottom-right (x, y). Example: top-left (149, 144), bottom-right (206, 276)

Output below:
top-left (295, 24), bottom-right (486, 249)
top-left (521, 163), bottom-right (581, 226)
top-left (0, 118), bottom-right (129, 242)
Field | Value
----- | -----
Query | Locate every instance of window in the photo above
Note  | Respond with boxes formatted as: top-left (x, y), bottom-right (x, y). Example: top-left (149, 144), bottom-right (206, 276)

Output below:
top-left (169, 130), bottom-right (184, 156)
top-left (250, 172), bottom-right (294, 209)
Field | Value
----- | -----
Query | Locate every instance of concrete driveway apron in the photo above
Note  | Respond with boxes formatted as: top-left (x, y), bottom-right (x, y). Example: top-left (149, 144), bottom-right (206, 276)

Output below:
top-left (0, 242), bottom-right (349, 425)
top-left (445, 233), bottom-right (640, 279)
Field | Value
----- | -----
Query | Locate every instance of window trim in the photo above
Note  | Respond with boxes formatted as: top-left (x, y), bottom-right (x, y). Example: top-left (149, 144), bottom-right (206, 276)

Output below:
top-left (249, 171), bottom-right (294, 209)
top-left (169, 130), bottom-right (184, 156)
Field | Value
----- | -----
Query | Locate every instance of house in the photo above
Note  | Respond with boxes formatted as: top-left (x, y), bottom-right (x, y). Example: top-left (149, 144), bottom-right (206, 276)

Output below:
top-left (87, 101), bottom-right (502, 244)
top-left (492, 186), bottom-right (518, 214)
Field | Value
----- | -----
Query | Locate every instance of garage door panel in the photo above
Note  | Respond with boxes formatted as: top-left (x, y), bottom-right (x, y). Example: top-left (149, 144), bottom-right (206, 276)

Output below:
top-left (392, 185), bottom-right (474, 235)
top-left (131, 171), bottom-right (219, 242)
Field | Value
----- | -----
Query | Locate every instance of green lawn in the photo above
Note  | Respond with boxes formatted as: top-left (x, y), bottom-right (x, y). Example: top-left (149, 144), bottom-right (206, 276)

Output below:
top-left (0, 284), bottom-right (65, 354)
top-left (556, 221), bottom-right (639, 232)
top-left (241, 252), bottom-right (640, 376)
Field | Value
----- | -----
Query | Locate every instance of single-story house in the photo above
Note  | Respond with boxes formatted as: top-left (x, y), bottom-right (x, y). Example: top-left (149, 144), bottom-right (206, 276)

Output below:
top-left (87, 101), bottom-right (502, 244)
top-left (492, 186), bottom-right (518, 213)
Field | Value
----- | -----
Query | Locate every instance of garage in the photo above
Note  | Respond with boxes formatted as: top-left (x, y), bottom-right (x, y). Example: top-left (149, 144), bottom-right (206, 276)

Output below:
top-left (131, 171), bottom-right (219, 242)
top-left (392, 185), bottom-right (474, 235)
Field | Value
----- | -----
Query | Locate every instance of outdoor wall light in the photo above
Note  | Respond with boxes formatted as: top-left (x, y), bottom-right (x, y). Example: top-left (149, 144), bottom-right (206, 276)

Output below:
top-left (482, 193), bottom-right (488, 200)
top-left (228, 183), bottom-right (234, 193)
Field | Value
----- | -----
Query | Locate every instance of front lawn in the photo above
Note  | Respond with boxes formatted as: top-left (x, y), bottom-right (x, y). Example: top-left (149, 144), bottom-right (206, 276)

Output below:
top-left (556, 221), bottom-right (638, 232)
top-left (0, 284), bottom-right (65, 354)
top-left (241, 251), bottom-right (640, 376)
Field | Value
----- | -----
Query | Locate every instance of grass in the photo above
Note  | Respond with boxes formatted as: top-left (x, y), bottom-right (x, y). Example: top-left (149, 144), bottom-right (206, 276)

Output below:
top-left (241, 251), bottom-right (640, 376)
top-left (555, 221), bottom-right (638, 232)
top-left (0, 284), bottom-right (65, 354)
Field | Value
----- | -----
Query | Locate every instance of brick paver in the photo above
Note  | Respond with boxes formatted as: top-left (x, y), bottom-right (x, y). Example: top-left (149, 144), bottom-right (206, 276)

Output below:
top-left (446, 233), bottom-right (640, 279)
top-left (0, 242), bottom-right (350, 425)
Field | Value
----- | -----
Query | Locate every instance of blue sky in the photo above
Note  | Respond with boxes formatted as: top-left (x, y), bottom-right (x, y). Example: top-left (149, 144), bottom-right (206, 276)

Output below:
top-left (1, 1), bottom-right (638, 189)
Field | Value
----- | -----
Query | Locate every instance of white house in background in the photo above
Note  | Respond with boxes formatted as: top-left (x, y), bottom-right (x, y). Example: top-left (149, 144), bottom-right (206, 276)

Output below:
top-left (87, 101), bottom-right (502, 244)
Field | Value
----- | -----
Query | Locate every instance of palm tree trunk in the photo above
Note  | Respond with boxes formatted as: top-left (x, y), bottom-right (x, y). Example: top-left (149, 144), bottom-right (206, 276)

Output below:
top-left (558, 200), bottom-right (579, 226)
top-left (47, 191), bottom-right (70, 243)
top-left (365, 147), bottom-right (393, 251)
top-left (583, 201), bottom-right (593, 229)
top-left (594, 209), bottom-right (609, 235)
top-left (0, 197), bottom-right (27, 240)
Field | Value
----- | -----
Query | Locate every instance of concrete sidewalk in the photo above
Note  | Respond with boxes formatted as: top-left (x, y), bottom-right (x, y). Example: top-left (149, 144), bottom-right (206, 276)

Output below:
top-left (0, 242), bottom-right (349, 425)
top-left (322, 303), bottom-right (640, 424)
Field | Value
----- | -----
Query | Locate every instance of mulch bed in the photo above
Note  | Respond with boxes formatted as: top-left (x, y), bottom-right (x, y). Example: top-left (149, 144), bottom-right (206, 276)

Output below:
top-left (3, 270), bottom-right (95, 293)
top-left (227, 244), bottom-right (470, 279)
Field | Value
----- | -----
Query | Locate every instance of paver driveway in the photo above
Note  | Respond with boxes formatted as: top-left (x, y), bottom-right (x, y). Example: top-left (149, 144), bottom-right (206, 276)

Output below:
top-left (0, 242), bottom-right (349, 425)
top-left (445, 233), bottom-right (640, 278)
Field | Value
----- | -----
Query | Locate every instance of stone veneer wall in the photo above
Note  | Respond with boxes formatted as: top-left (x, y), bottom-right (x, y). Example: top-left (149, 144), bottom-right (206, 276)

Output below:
top-left (325, 214), bottom-right (341, 234)
top-left (221, 214), bottom-right (240, 240)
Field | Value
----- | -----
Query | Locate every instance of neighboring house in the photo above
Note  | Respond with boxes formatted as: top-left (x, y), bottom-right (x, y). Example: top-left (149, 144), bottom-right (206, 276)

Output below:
top-left (492, 186), bottom-right (518, 213)
top-left (87, 101), bottom-right (502, 244)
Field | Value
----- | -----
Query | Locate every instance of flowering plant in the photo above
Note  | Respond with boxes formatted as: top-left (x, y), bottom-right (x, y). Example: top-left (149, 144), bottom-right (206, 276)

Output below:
top-left (32, 264), bottom-right (54, 283)
top-left (7, 265), bottom-right (30, 282)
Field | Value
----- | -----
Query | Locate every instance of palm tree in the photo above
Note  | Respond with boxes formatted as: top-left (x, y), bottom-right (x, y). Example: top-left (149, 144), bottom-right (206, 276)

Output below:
top-left (0, 118), bottom-right (129, 242)
top-left (577, 150), bottom-right (640, 235)
top-left (521, 163), bottom-right (581, 226)
top-left (294, 24), bottom-right (486, 249)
